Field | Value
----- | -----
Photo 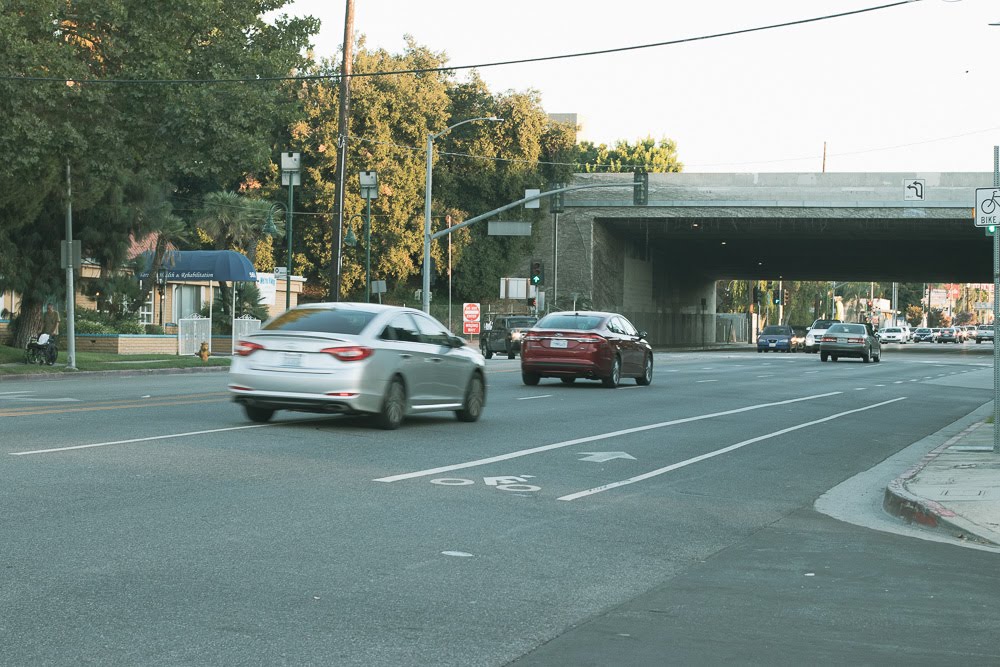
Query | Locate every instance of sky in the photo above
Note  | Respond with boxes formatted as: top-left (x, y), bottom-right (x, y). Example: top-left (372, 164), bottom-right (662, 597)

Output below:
top-left (277, 0), bottom-right (1000, 174)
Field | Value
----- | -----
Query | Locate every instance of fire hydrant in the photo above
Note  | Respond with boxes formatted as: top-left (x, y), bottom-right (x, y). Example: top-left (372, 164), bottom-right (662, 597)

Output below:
top-left (198, 342), bottom-right (210, 362)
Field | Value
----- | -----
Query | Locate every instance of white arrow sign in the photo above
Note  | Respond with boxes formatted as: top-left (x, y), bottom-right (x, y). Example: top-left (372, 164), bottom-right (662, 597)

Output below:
top-left (577, 452), bottom-right (636, 463)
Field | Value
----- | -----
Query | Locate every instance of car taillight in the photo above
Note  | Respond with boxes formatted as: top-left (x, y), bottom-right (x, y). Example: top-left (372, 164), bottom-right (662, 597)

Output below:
top-left (821, 336), bottom-right (836, 342)
top-left (847, 337), bottom-right (864, 343)
top-left (577, 333), bottom-right (606, 343)
top-left (235, 341), bottom-right (265, 356)
top-left (321, 346), bottom-right (374, 362)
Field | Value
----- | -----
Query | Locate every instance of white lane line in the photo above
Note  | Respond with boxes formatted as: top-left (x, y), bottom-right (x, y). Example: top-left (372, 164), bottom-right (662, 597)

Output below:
top-left (696, 379), bottom-right (718, 383)
top-left (756, 374), bottom-right (774, 378)
top-left (0, 391), bottom-right (33, 396)
top-left (518, 394), bottom-right (552, 401)
top-left (875, 384), bottom-right (885, 387)
top-left (854, 388), bottom-right (867, 391)
top-left (803, 370), bottom-right (819, 374)
top-left (373, 392), bottom-right (842, 483)
top-left (9, 422), bottom-right (288, 456)
top-left (558, 397), bottom-right (907, 501)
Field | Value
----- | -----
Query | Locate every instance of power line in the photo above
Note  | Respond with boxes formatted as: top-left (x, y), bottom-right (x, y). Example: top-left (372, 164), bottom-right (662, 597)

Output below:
top-left (0, 1), bottom-right (919, 85)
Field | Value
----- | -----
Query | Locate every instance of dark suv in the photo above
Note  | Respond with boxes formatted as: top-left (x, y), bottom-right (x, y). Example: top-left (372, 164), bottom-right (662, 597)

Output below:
top-left (481, 315), bottom-right (537, 359)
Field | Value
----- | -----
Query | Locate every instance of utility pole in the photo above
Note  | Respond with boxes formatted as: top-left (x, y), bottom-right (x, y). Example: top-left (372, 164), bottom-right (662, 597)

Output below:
top-left (330, 0), bottom-right (354, 301)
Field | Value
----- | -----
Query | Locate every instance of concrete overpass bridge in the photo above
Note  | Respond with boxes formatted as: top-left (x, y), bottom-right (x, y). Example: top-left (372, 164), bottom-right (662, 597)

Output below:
top-left (533, 172), bottom-right (992, 345)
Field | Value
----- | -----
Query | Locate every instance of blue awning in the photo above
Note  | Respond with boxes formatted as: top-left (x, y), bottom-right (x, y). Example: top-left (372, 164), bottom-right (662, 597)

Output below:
top-left (140, 250), bottom-right (257, 282)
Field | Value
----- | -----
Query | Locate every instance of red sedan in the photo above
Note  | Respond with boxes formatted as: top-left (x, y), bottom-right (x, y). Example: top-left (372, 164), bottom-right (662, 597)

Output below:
top-left (520, 311), bottom-right (654, 388)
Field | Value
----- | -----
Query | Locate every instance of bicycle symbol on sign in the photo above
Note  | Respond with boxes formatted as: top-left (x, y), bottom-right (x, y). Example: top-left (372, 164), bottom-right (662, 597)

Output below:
top-left (980, 189), bottom-right (1000, 215)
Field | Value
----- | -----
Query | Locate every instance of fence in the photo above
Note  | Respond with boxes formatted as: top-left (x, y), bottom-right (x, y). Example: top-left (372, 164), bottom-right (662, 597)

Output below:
top-left (716, 313), bottom-right (750, 343)
top-left (177, 314), bottom-right (210, 356)
top-left (231, 315), bottom-right (262, 354)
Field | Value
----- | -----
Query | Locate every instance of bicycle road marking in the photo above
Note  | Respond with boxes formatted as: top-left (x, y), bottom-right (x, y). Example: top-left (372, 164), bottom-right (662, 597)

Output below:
top-left (373, 392), bottom-right (842, 483)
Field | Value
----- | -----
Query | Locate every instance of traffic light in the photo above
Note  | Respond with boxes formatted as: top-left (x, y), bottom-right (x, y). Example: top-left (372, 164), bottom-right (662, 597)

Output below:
top-left (783, 288), bottom-right (789, 304)
top-left (530, 260), bottom-right (544, 285)
top-left (773, 292), bottom-right (781, 306)
top-left (752, 285), bottom-right (760, 303)
top-left (633, 169), bottom-right (648, 206)
top-left (988, 225), bottom-right (996, 237)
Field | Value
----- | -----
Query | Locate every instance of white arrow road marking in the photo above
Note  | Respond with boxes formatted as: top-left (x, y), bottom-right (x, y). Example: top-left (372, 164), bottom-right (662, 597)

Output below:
top-left (373, 392), bottom-right (842, 483)
top-left (578, 452), bottom-right (636, 463)
top-left (557, 397), bottom-right (907, 501)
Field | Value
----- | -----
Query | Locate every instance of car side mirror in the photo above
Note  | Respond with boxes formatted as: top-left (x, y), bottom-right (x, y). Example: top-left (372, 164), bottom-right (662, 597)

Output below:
top-left (637, 330), bottom-right (648, 339)
top-left (448, 335), bottom-right (466, 348)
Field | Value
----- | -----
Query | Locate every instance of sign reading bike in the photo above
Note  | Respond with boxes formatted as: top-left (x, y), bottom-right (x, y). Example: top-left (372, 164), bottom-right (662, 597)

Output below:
top-left (975, 188), bottom-right (1000, 227)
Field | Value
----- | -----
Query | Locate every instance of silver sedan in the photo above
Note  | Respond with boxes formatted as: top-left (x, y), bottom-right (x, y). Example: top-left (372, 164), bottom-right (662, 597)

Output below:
top-left (228, 303), bottom-right (486, 429)
top-left (819, 322), bottom-right (882, 363)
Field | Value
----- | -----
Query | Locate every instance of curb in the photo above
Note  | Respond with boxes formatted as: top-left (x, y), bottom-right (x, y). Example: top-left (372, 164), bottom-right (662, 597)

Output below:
top-left (882, 419), bottom-right (999, 547)
top-left (0, 365), bottom-right (229, 383)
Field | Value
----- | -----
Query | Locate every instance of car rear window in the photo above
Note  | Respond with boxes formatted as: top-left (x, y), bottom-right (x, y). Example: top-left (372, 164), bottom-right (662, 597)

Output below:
top-left (827, 324), bottom-right (866, 334)
top-left (761, 326), bottom-right (790, 334)
top-left (536, 314), bottom-right (604, 330)
top-left (811, 319), bottom-right (837, 329)
top-left (916, 328), bottom-right (930, 333)
top-left (263, 307), bottom-right (378, 334)
top-left (884, 328), bottom-right (901, 333)
top-left (506, 318), bottom-right (537, 328)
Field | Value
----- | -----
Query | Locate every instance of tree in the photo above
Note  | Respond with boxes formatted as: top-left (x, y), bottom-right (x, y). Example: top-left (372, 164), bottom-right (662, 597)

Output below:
top-left (0, 0), bottom-right (318, 348)
top-left (576, 137), bottom-right (683, 173)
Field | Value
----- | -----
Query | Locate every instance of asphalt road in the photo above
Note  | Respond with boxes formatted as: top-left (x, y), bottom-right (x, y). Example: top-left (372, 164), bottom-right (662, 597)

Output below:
top-left (2, 344), bottom-right (998, 666)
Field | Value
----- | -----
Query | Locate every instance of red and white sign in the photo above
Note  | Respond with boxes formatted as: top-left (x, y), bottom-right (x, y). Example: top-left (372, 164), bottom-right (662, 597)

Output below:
top-left (463, 302), bottom-right (481, 323)
top-left (463, 321), bottom-right (481, 335)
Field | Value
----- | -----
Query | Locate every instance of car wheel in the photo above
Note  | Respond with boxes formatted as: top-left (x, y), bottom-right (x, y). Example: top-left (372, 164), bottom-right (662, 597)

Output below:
top-left (757, 349), bottom-right (762, 353)
top-left (820, 352), bottom-right (828, 362)
top-left (832, 355), bottom-right (838, 362)
top-left (636, 353), bottom-right (653, 386)
top-left (560, 377), bottom-right (576, 384)
top-left (482, 348), bottom-right (493, 360)
top-left (507, 351), bottom-right (516, 360)
top-left (874, 349), bottom-right (881, 363)
top-left (244, 405), bottom-right (274, 423)
top-left (375, 377), bottom-right (406, 430)
top-left (455, 373), bottom-right (485, 422)
top-left (602, 356), bottom-right (621, 388)
top-left (522, 371), bottom-right (540, 386)
top-left (862, 347), bottom-right (871, 363)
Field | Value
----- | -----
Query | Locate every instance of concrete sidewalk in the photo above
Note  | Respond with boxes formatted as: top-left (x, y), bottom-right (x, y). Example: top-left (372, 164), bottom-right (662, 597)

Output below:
top-left (884, 416), bottom-right (1000, 546)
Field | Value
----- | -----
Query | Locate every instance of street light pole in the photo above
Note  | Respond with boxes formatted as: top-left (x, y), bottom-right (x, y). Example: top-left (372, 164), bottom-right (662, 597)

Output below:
top-left (280, 152), bottom-right (301, 311)
top-left (423, 116), bottom-right (503, 313)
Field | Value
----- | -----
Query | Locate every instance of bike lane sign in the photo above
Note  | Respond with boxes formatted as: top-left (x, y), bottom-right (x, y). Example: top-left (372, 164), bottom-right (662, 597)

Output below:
top-left (975, 188), bottom-right (1000, 227)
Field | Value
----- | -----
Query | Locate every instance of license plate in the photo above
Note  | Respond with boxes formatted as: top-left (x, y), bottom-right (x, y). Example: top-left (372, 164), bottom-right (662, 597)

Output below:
top-left (769, 342), bottom-right (776, 347)
top-left (281, 352), bottom-right (303, 368)
top-left (550, 339), bottom-right (568, 349)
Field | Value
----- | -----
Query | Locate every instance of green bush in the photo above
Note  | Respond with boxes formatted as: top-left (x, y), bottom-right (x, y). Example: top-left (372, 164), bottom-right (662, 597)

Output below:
top-left (74, 308), bottom-right (145, 335)
top-left (144, 324), bottom-right (165, 335)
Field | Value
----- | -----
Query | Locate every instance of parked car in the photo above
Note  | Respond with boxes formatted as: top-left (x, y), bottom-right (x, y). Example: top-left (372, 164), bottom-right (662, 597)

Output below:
top-left (964, 325), bottom-right (978, 341)
top-left (804, 318), bottom-right (842, 353)
top-left (757, 324), bottom-right (795, 353)
top-left (913, 327), bottom-right (934, 343)
top-left (791, 326), bottom-right (807, 352)
top-left (520, 311), bottom-right (653, 387)
top-left (819, 322), bottom-right (881, 363)
top-left (878, 326), bottom-right (907, 344)
top-left (228, 302), bottom-right (486, 430)
top-left (938, 327), bottom-right (961, 344)
top-left (976, 324), bottom-right (995, 344)
top-left (931, 328), bottom-right (942, 342)
top-left (480, 315), bottom-right (537, 359)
